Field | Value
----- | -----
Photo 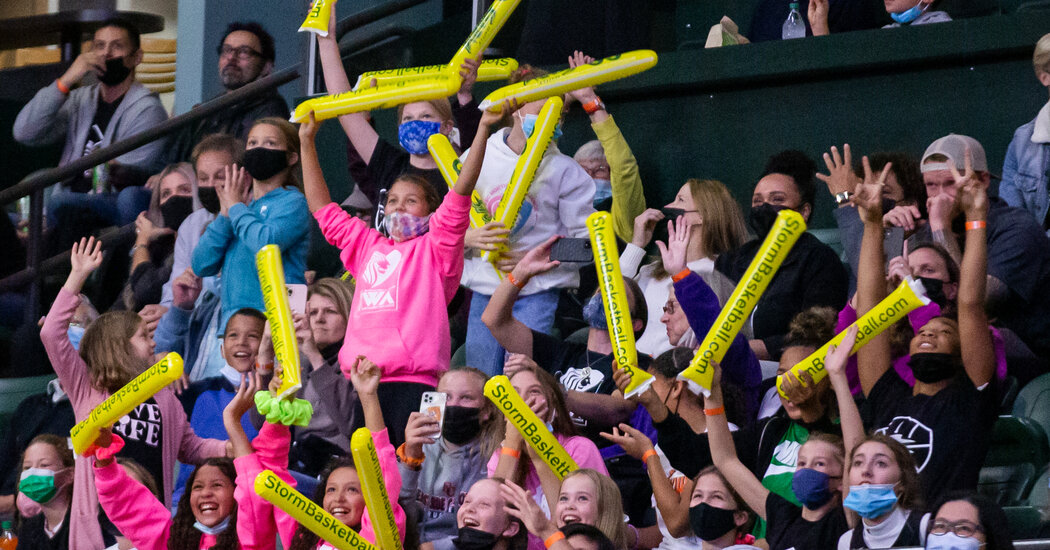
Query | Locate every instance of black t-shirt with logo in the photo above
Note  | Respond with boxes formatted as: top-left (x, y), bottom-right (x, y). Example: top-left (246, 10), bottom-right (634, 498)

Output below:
top-left (530, 329), bottom-right (651, 443)
top-left (862, 369), bottom-right (998, 505)
top-left (110, 396), bottom-right (164, 492)
top-left (764, 491), bottom-right (849, 550)
top-left (70, 94), bottom-right (124, 191)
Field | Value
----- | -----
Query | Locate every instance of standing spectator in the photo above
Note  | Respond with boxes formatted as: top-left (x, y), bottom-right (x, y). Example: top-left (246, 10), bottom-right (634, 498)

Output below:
top-left (168, 22), bottom-right (289, 162)
top-left (1000, 33), bottom-right (1050, 234)
top-left (13, 18), bottom-right (168, 247)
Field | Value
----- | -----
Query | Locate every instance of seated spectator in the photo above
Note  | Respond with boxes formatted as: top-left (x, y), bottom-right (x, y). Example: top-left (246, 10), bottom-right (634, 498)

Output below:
top-left (567, 51), bottom-right (646, 243)
top-left (445, 478), bottom-right (526, 550)
top-left (553, 469), bottom-right (631, 550)
top-left (925, 492), bottom-right (1015, 550)
top-left (399, 367), bottom-right (500, 550)
top-left (481, 236), bottom-right (651, 442)
top-left (171, 308), bottom-right (265, 506)
top-left (191, 117), bottom-right (311, 328)
top-left (683, 467), bottom-right (761, 550)
top-left (808, 0), bottom-right (950, 35)
top-left (168, 22), bottom-right (289, 161)
top-left (750, 0), bottom-right (884, 41)
top-left (12, 18), bottom-right (168, 249)
top-left (715, 150), bottom-right (849, 361)
top-left (1001, 33), bottom-right (1050, 234)
top-left (852, 155), bottom-right (998, 505)
top-left (623, 180), bottom-right (745, 358)
top-left (15, 435), bottom-right (74, 550)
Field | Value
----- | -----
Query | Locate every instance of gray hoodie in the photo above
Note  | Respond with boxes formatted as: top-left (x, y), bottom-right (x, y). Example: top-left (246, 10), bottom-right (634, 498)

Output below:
top-left (399, 438), bottom-right (487, 550)
top-left (13, 80), bottom-right (169, 175)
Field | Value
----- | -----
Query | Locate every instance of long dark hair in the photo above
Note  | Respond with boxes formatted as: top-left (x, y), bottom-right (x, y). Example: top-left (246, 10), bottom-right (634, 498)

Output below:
top-left (169, 458), bottom-right (238, 550)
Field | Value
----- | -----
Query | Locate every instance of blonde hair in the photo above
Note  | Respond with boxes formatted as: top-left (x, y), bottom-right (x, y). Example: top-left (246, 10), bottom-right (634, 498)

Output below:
top-left (308, 278), bottom-right (355, 321)
top-left (145, 162), bottom-right (199, 226)
top-left (251, 117), bottom-right (302, 190)
top-left (79, 311), bottom-right (147, 393)
top-left (396, 99), bottom-right (453, 124)
top-left (1035, 33), bottom-right (1050, 76)
top-left (440, 367), bottom-right (504, 459)
top-left (654, 179), bottom-right (747, 279)
top-left (562, 469), bottom-right (628, 550)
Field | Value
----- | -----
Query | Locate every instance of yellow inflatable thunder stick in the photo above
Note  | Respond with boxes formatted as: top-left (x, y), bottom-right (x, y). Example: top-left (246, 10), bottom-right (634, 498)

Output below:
top-left (480, 96), bottom-right (563, 265)
top-left (355, 58), bottom-right (519, 91)
top-left (426, 134), bottom-right (491, 229)
top-left (677, 210), bottom-right (807, 396)
top-left (299, 0), bottom-right (336, 36)
top-left (478, 50), bottom-right (658, 111)
top-left (587, 212), bottom-right (653, 398)
top-left (255, 470), bottom-right (379, 550)
top-left (777, 277), bottom-right (930, 398)
top-left (350, 429), bottom-right (402, 550)
top-left (291, 77), bottom-right (459, 122)
top-left (256, 245), bottom-right (301, 399)
top-left (446, 0), bottom-right (522, 89)
top-left (484, 375), bottom-right (578, 480)
top-left (70, 353), bottom-right (183, 455)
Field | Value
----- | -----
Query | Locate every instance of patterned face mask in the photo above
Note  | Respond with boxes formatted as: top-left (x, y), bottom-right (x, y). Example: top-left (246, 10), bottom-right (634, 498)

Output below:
top-left (398, 120), bottom-right (443, 155)
top-left (384, 211), bottom-right (433, 242)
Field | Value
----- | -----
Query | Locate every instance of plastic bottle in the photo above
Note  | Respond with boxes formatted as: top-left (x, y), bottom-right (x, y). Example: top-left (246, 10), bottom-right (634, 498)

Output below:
top-left (782, 2), bottom-right (806, 39)
top-left (0, 521), bottom-right (17, 550)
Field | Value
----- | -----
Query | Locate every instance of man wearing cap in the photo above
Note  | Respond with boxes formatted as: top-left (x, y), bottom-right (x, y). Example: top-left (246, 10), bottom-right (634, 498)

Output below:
top-left (918, 133), bottom-right (1050, 372)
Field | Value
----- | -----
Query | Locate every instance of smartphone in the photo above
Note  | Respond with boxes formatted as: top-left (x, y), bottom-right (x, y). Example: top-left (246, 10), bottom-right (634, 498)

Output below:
top-left (286, 284), bottom-right (308, 316)
top-left (550, 237), bottom-right (593, 263)
top-left (884, 227), bottom-right (904, 263)
top-left (419, 392), bottom-right (447, 431)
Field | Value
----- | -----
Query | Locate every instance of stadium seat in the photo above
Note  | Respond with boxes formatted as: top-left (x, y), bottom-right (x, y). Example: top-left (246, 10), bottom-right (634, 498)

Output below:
top-left (978, 415), bottom-right (1050, 505)
top-left (1002, 506), bottom-right (1044, 539)
top-left (1014, 373), bottom-right (1050, 442)
top-left (0, 374), bottom-right (56, 441)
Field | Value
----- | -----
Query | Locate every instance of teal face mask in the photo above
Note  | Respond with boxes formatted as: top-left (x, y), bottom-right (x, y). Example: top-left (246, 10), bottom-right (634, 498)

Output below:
top-left (521, 113), bottom-right (563, 141)
top-left (842, 484), bottom-right (898, 519)
top-left (19, 468), bottom-right (57, 504)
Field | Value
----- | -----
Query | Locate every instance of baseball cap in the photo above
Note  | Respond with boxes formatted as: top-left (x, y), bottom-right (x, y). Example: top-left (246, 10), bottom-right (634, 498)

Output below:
top-left (920, 134), bottom-right (988, 173)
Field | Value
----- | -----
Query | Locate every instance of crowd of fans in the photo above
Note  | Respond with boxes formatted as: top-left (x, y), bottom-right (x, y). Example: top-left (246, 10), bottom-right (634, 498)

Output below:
top-left (3, 5), bottom-right (1050, 550)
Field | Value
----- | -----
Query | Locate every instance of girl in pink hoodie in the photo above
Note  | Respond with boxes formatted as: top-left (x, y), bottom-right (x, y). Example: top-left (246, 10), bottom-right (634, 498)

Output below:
top-left (226, 358), bottom-right (406, 550)
top-left (297, 104), bottom-right (511, 444)
top-left (40, 237), bottom-right (226, 550)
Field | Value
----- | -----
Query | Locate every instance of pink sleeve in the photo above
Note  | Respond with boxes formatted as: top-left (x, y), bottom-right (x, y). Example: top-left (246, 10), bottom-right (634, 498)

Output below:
top-left (94, 460), bottom-right (171, 550)
top-left (234, 453), bottom-right (277, 550)
top-left (425, 192), bottom-right (471, 278)
top-left (562, 436), bottom-right (609, 475)
top-left (357, 428), bottom-right (407, 544)
top-left (314, 202), bottom-right (383, 274)
top-left (40, 288), bottom-right (94, 406)
top-left (253, 421), bottom-right (298, 548)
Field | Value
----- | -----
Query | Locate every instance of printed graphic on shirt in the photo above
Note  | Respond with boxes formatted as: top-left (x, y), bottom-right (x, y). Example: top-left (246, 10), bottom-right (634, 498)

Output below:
top-left (359, 249), bottom-right (402, 312)
top-left (415, 482), bottom-right (467, 519)
top-left (763, 439), bottom-right (801, 479)
top-left (484, 185), bottom-right (536, 237)
top-left (558, 367), bottom-right (605, 428)
top-left (113, 401), bottom-right (163, 446)
top-left (875, 416), bottom-right (933, 471)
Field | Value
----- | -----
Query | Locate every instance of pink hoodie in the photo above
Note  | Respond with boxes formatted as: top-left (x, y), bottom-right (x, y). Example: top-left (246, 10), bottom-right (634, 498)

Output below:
top-left (313, 192), bottom-right (470, 387)
top-left (41, 288), bottom-right (227, 550)
top-left (234, 421), bottom-right (406, 549)
top-left (93, 459), bottom-right (223, 550)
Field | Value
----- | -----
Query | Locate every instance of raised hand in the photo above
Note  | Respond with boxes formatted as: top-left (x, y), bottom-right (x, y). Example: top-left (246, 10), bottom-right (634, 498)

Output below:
top-left (953, 149), bottom-right (988, 221)
top-left (509, 235), bottom-right (561, 281)
top-left (298, 111), bottom-right (321, 143)
top-left (349, 355), bottom-right (382, 396)
top-left (817, 144), bottom-right (861, 198)
top-left (655, 216), bottom-right (691, 275)
top-left (465, 222), bottom-right (511, 252)
top-left (807, 0), bottom-right (830, 35)
top-left (403, 411), bottom-right (440, 460)
top-left (631, 208), bottom-right (665, 248)
top-left (64, 237), bottom-right (103, 295)
top-left (500, 480), bottom-right (557, 537)
top-left (457, 55), bottom-right (482, 104)
top-left (599, 423), bottom-right (655, 461)
top-left (218, 164), bottom-right (250, 216)
top-left (224, 371), bottom-right (261, 422)
top-left (503, 353), bottom-right (539, 379)
top-left (480, 99), bottom-right (518, 130)
top-left (886, 255), bottom-right (912, 286)
top-left (852, 156), bottom-right (891, 224)
top-left (566, 50), bottom-right (599, 106)
top-left (824, 324), bottom-right (858, 380)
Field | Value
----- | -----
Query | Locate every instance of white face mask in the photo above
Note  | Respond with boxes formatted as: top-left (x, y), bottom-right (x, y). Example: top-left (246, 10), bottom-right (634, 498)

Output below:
top-left (925, 532), bottom-right (984, 550)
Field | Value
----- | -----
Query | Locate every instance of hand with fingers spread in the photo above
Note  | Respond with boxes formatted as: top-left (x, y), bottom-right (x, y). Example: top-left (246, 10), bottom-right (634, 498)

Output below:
top-left (503, 353), bottom-right (539, 380)
top-left (852, 156), bottom-right (891, 224)
top-left (218, 164), bottom-right (250, 216)
top-left (631, 208), bottom-right (665, 249)
top-left (566, 51), bottom-right (599, 106)
top-left (883, 204), bottom-right (923, 231)
top-left (465, 222), bottom-right (511, 252)
top-left (500, 480), bottom-right (558, 539)
top-left (655, 216), bottom-right (692, 276)
top-left (64, 237), bottom-right (103, 294)
top-left (508, 235), bottom-right (561, 283)
top-left (818, 144), bottom-right (861, 199)
top-left (599, 423), bottom-right (655, 461)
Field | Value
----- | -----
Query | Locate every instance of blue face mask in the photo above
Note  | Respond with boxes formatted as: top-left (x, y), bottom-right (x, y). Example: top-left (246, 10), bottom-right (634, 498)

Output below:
top-left (891, 0), bottom-right (926, 23)
top-left (68, 325), bottom-right (86, 351)
top-left (582, 293), bottom-right (608, 330)
top-left (791, 468), bottom-right (835, 509)
top-left (194, 515), bottom-right (231, 536)
top-left (925, 532), bottom-right (983, 550)
top-left (843, 484), bottom-right (898, 519)
top-left (398, 120), bottom-right (443, 155)
top-left (592, 179), bottom-right (613, 210)
top-left (521, 114), bottom-right (563, 141)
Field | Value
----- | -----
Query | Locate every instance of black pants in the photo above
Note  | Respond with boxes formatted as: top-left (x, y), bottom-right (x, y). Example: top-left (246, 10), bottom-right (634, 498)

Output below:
top-left (349, 381), bottom-right (434, 449)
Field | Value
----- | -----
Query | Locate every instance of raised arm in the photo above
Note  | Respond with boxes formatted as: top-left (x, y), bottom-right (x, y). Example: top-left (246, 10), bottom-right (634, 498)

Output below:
top-left (480, 236), bottom-right (561, 355)
top-left (350, 355), bottom-right (387, 433)
top-left (223, 371), bottom-right (260, 458)
top-left (953, 155), bottom-right (995, 387)
top-left (854, 159), bottom-right (895, 397)
top-left (41, 237), bottom-right (103, 400)
top-left (453, 101), bottom-right (514, 197)
top-left (825, 326), bottom-right (863, 465)
top-left (297, 113), bottom-right (333, 212)
top-left (316, 4), bottom-right (379, 164)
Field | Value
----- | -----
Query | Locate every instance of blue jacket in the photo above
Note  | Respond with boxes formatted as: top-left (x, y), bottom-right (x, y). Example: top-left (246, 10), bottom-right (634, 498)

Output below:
top-left (1000, 108), bottom-right (1050, 233)
top-left (191, 186), bottom-right (311, 326)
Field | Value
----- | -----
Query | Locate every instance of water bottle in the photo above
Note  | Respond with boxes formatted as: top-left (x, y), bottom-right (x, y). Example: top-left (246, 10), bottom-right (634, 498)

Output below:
top-left (782, 2), bottom-right (806, 39)
top-left (0, 521), bottom-right (17, 550)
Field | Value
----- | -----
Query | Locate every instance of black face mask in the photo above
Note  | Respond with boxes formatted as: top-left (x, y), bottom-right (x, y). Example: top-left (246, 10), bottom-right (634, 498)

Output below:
top-left (748, 203), bottom-right (788, 238)
top-left (452, 527), bottom-right (499, 550)
top-left (917, 277), bottom-right (948, 306)
top-left (442, 405), bottom-right (482, 445)
top-left (908, 352), bottom-right (959, 383)
top-left (243, 147), bottom-right (289, 181)
top-left (689, 502), bottom-right (738, 542)
top-left (99, 56), bottom-right (132, 86)
top-left (160, 195), bottom-right (194, 229)
top-left (198, 187), bottom-right (221, 214)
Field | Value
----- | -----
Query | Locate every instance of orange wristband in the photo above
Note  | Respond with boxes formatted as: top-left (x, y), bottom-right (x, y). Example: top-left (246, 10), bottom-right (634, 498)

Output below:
top-left (396, 443), bottom-right (425, 467)
top-left (671, 268), bottom-right (692, 283)
top-left (704, 406), bottom-right (725, 416)
top-left (544, 531), bottom-right (566, 549)
top-left (965, 220), bottom-right (986, 231)
top-left (641, 449), bottom-right (658, 463)
top-left (55, 79), bottom-right (70, 94)
top-left (500, 446), bottom-right (521, 459)
top-left (507, 272), bottom-right (526, 289)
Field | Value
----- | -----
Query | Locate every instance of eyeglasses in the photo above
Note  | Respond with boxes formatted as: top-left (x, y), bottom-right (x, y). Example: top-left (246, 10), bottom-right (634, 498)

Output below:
top-left (930, 519), bottom-right (984, 539)
top-left (219, 45), bottom-right (263, 60)
top-left (662, 302), bottom-right (677, 316)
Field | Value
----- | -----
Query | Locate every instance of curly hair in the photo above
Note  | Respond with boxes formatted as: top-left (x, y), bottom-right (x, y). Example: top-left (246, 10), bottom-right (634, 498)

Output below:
top-left (170, 458), bottom-right (238, 550)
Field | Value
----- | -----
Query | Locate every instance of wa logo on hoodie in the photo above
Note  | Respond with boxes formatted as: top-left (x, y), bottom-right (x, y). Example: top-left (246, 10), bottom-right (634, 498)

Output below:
top-left (359, 250), bottom-right (402, 312)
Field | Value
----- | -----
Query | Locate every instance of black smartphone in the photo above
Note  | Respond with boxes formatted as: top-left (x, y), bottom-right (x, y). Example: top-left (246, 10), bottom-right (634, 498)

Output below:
top-left (884, 226), bottom-right (904, 263)
top-left (550, 238), bottom-right (594, 263)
